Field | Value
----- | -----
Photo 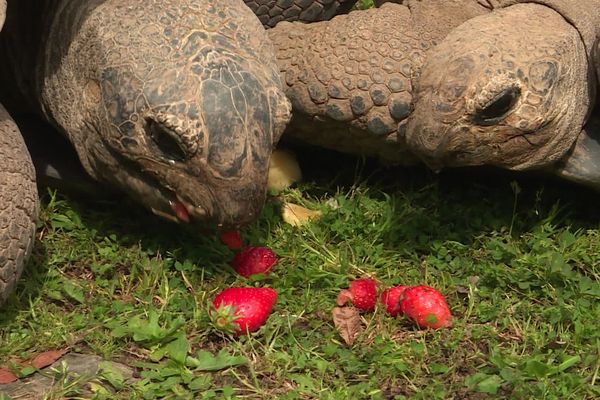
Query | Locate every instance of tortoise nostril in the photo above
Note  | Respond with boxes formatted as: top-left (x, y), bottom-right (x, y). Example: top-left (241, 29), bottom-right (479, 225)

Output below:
top-left (146, 119), bottom-right (188, 162)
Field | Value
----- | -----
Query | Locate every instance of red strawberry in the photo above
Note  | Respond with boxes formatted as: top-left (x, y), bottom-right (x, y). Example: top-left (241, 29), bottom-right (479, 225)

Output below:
top-left (220, 230), bottom-right (243, 251)
top-left (399, 285), bottom-right (452, 329)
top-left (380, 286), bottom-right (409, 317)
top-left (172, 199), bottom-right (190, 223)
top-left (211, 287), bottom-right (277, 336)
top-left (337, 278), bottom-right (378, 312)
top-left (232, 246), bottom-right (278, 278)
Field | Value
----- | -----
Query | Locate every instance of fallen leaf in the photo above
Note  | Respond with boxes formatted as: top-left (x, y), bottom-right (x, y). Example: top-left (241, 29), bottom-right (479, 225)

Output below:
top-left (0, 367), bottom-right (18, 384)
top-left (31, 349), bottom-right (68, 369)
top-left (282, 202), bottom-right (321, 227)
top-left (332, 307), bottom-right (363, 346)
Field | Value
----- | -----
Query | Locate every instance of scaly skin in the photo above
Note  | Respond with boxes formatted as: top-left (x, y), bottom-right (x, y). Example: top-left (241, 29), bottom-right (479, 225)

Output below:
top-left (244, 0), bottom-right (358, 28)
top-left (0, 104), bottom-right (38, 305)
top-left (269, 1), bottom-right (491, 164)
top-left (405, 0), bottom-right (600, 175)
top-left (0, 0), bottom-right (291, 227)
top-left (0, 0), bottom-right (39, 304)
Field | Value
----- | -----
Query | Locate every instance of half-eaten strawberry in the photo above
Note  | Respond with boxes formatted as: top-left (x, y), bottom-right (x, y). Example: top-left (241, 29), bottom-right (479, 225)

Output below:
top-left (219, 230), bottom-right (243, 251)
top-left (232, 246), bottom-right (278, 278)
top-left (337, 278), bottom-right (378, 312)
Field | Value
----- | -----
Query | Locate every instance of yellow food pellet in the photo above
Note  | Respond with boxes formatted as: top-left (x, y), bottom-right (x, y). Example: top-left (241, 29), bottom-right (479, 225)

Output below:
top-left (267, 149), bottom-right (302, 192)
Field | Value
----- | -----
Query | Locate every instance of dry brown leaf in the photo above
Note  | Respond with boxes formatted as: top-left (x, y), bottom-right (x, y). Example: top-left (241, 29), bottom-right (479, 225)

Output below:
top-left (332, 306), bottom-right (363, 346)
top-left (30, 349), bottom-right (68, 369)
top-left (282, 202), bottom-right (321, 227)
top-left (0, 367), bottom-right (18, 384)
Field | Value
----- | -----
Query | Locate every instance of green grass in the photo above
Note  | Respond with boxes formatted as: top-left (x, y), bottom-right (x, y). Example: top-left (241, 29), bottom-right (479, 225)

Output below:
top-left (2, 150), bottom-right (600, 399)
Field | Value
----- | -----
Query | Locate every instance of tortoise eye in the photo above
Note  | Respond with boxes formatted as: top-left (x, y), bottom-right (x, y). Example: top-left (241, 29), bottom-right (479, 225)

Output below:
top-left (146, 119), bottom-right (188, 162)
top-left (474, 87), bottom-right (520, 126)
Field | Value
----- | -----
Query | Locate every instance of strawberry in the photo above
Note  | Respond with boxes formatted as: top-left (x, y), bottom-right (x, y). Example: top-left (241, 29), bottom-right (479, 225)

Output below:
top-left (232, 246), bottom-right (278, 278)
top-left (399, 285), bottom-right (452, 329)
top-left (337, 278), bottom-right (378, 312)
top-left (380, 286), bottom-right (409, 317)
top-left (211, 287), bottom-right (277, 336)
top-left (220, 230), bottom-right (243, 251)
top-left (172, 199), bottom-right (190, 223)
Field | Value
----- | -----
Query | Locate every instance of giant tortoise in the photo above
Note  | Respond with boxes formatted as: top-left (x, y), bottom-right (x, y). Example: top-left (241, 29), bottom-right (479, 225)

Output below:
top-left (267, 0), bottom-right (600, 201)
top-left (404, 0), bottom-right (600, 189)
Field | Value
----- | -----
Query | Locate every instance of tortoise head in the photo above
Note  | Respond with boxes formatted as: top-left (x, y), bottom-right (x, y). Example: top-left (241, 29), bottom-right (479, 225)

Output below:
top-left (47, 0), bottom-right (291, 226)
top-left (406, 3), bottom-right (593, 172)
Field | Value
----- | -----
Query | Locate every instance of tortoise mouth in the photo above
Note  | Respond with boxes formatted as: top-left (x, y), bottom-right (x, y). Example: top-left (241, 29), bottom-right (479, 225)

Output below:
top-left (151, 191), bottom-right (207, 224)
top-left (107, 150), bottom-right (259, 229)
top-left (125, 171), bottom-right (212, 225)
top-left (94, 139), bottom-right (214, 225)
top-left (148, 193), bottom-right (189, 223)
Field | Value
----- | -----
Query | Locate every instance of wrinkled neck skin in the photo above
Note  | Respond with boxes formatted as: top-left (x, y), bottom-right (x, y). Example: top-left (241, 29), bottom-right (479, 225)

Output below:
top-left (2, 0), bottom-right (291, 226)
top-left (406, 3), bottom-right (591, 172)
top-left (552, 109), bottom-right (600, 190)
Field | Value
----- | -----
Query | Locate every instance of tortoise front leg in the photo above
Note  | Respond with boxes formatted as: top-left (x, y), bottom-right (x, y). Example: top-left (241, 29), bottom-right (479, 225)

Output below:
top-left (0, 0), bottom-right (38, 305)
top-left (0, 104), bottom-right (39, 305)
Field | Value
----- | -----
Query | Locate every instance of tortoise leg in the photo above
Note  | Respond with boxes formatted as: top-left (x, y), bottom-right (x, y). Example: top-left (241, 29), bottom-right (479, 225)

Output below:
top-left (0, 103), bottom-right (38, 304)
top-left (552, 109), bottom-right (600, 190)
top-left (0, 0), bottom-right (38, 305)
top-left (244, 0), bottom-right (358, 28)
